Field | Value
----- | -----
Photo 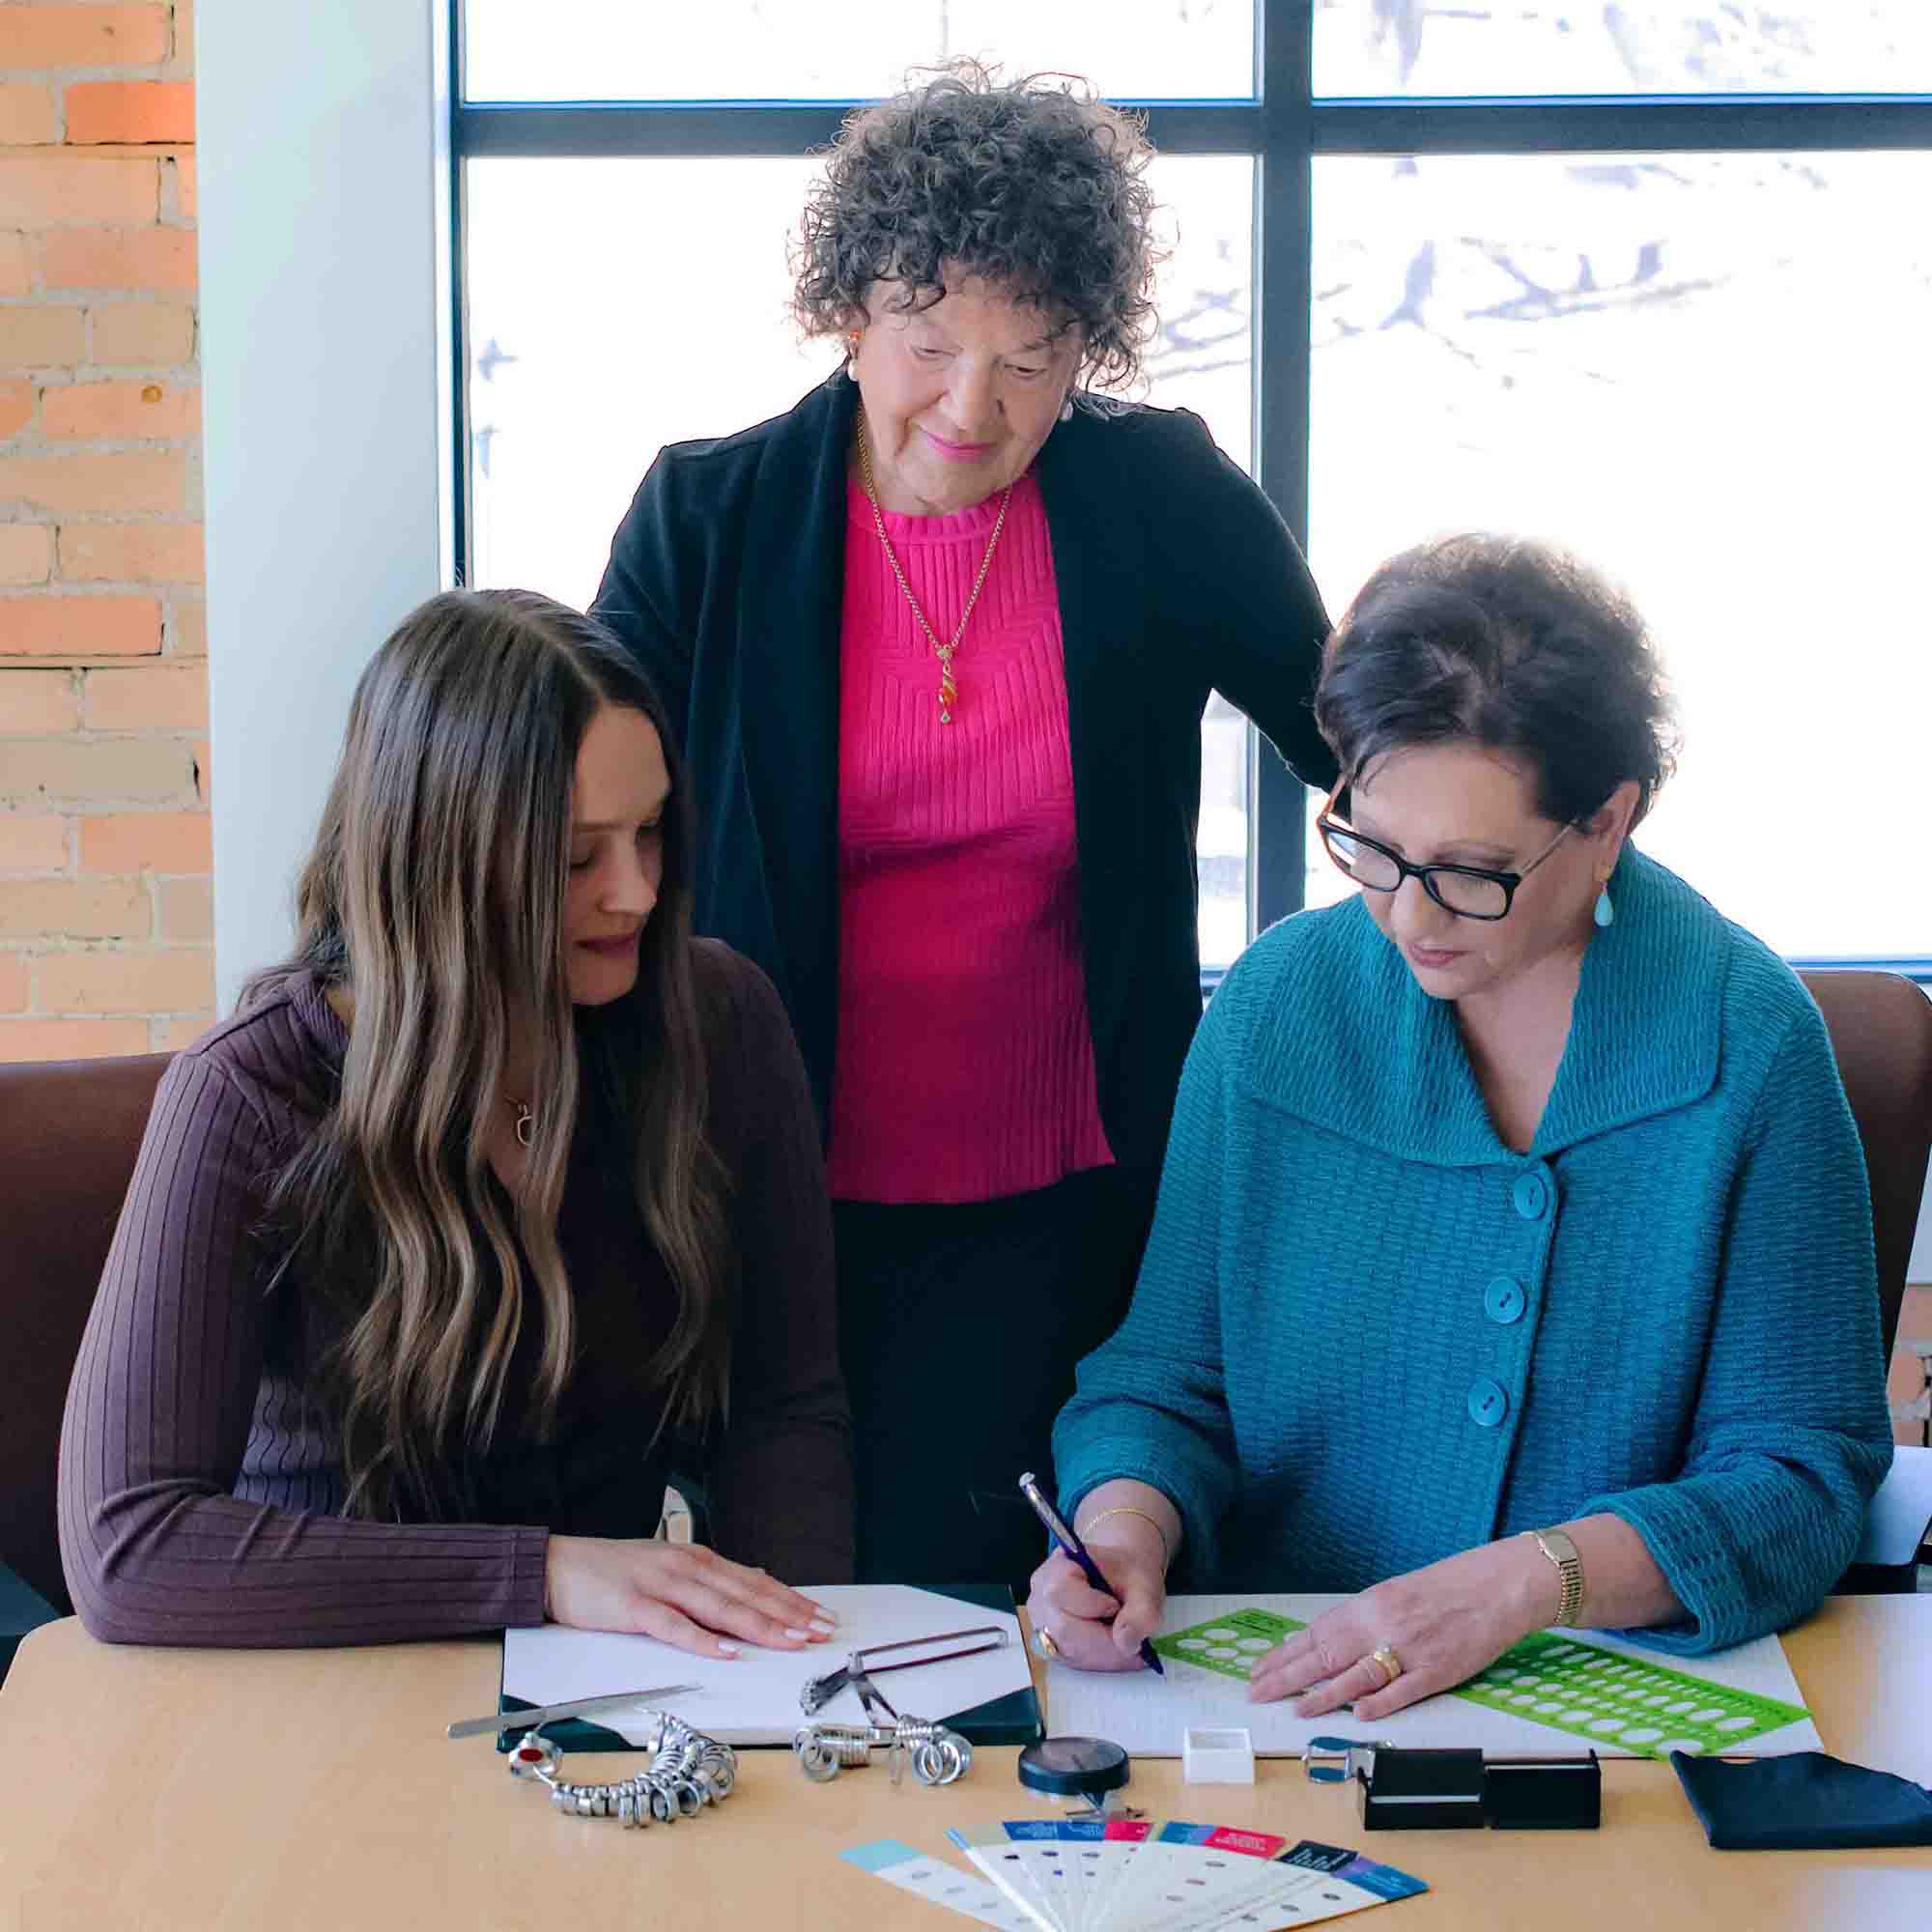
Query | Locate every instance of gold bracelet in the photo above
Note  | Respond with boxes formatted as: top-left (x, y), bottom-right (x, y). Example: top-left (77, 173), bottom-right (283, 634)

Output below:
top-left (1077, 1506), bottom-right (1172, 1575)
top-left (1529, 1527), bottom-right (1586, 1627)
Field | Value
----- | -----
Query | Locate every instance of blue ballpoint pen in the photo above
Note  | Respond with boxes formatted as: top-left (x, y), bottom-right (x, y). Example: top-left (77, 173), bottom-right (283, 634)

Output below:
top-left (1017, 1470), bottom-right (1165, 1676)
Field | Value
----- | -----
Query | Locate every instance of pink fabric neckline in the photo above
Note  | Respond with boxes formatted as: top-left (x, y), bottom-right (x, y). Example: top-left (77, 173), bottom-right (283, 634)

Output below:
top-left (844, 474), bottom-right (1020, 543)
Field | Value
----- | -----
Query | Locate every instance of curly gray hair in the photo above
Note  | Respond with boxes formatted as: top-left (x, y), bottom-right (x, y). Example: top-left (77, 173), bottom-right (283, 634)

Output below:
top-left (792, 61), bottom-right (1163, 397)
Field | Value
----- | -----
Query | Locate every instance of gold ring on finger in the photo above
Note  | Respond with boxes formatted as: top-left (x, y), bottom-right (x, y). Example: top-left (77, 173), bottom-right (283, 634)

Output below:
top-left (1033, 1626), bottom-right (1063, 1661)
top-left (1367, 1643), bottom-right (1403, 1687)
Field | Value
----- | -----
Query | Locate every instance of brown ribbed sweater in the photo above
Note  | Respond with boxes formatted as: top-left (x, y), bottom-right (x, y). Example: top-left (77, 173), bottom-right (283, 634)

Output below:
top-left (58, 938), bottom-right (853, 1647)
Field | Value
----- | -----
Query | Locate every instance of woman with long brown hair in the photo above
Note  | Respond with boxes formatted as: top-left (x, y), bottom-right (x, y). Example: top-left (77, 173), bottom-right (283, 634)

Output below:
top-left (59, 588), bottom-right (852, 1650)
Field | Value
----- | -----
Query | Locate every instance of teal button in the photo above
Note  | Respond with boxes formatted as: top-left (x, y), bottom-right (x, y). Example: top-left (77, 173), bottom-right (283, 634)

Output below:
top-left (1467, 1378), bottom-right (1509, 1428)
top-left (1484, 1276), bottom-right (1526, 1324)
top-left (1512, 1172), bottom-right (1549, 1220)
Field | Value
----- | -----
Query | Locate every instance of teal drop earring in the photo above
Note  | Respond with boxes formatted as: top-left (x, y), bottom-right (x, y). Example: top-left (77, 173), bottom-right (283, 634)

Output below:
top-left (1593, 883), bottom-right (1615, 928)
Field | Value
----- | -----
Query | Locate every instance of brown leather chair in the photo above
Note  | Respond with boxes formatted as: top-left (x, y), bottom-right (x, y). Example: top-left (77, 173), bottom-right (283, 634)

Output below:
top-left (1799, 972), bottom-right (1932, 1367)
top-left (1800, 972), bottom-right (1932, 1587)
top-left (0, 1053), bottom-right (172, 1613)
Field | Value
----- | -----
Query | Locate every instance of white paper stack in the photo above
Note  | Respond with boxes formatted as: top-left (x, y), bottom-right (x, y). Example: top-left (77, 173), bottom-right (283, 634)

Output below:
top-left (501, 1583), bottom-right (1032, 1746)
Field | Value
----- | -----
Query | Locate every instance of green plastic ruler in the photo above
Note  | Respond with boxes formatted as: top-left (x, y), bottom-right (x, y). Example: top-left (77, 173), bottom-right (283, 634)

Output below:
top-left (1454, 1631), bottom-right (1810, 1760)
top-left (1153, 1610), bottom-right (1810, 1761)
top-left (1153, 1606), bottom-right (1307, 1679)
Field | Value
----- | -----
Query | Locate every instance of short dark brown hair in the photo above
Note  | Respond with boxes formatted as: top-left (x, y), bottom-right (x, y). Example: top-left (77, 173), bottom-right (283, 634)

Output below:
top-left (1314, 534), bottom-right (1679, 826)
top-left (791, 60), bottom-right (1161, 396)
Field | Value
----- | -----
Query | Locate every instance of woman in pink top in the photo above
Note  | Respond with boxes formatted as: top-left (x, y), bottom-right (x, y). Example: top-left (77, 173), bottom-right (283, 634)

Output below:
top-left (593, 64), bottom-right (1338, 1585)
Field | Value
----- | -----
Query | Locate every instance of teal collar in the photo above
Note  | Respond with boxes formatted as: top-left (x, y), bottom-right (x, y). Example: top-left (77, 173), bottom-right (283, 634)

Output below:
top-left (1251, 848), bottom-right (1725, 1167)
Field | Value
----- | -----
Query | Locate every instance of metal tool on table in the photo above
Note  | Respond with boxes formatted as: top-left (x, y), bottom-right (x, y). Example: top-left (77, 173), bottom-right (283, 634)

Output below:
top-left (446, 1683), bottom-right (701, 1740)
top-left (798, 1626), bottom-right (1008, 1714)
top-left (793, 1628), bottom-right (999, 1787)
top-left (448, 1682), bottom-right (734, 1833)
top-left (505, 1711), bottom-right (739, 1831)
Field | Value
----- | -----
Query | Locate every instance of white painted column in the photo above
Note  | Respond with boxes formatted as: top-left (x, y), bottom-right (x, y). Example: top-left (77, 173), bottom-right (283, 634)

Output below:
top-left (198, 0), bottom-right (452, 1008)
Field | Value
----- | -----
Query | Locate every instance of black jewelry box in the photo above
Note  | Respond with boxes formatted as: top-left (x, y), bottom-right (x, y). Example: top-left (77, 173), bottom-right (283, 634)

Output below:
top-left (1485, 1752), bottom-right (1603, 1830)
top-left (1356, 1746), bottom-right (1601, 1832)
top-left (1357, 1747), bottom-right (1487, 1830)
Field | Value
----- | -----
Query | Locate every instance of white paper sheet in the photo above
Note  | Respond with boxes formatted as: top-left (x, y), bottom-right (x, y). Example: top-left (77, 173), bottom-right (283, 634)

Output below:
top-left (1858, 1443), bottom-right (1932, 1566)
top-left (501, 1582), bottom-right (1032, 1745)
top-left (1042, 1593), bottom-right (1823, 1759)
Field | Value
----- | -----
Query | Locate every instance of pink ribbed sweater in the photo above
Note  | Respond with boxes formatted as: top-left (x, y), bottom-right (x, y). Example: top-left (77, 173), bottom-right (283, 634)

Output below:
top-left (828, 473), bottom-right (1114, 1204)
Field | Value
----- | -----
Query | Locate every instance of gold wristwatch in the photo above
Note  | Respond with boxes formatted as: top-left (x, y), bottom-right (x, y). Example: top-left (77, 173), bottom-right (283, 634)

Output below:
top-left (1529, 1527), bottom-right (1585, 1627)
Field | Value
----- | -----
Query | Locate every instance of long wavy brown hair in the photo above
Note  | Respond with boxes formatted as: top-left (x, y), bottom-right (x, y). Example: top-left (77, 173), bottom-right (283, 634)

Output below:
top-left (246, 589), bottom-right (727, 1520)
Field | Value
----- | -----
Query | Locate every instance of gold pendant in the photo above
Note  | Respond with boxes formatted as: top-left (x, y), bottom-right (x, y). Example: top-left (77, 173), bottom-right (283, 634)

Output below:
top-left (938, 670), bottom-right (957, 724)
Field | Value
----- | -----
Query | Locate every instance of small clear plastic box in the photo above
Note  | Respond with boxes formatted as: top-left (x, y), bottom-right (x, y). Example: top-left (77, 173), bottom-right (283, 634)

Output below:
top-left (1182, 1725), bottom-right (1256, 1784)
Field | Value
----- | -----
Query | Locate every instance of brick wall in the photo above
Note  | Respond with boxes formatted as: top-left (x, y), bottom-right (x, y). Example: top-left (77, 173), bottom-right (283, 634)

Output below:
top-left (0, 2), bottom-right (206, 1060)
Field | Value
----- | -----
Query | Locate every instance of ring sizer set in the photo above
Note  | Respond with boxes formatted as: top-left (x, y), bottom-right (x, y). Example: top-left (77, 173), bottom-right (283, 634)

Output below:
top-left (506, 1713), bottom-right (738, 1829)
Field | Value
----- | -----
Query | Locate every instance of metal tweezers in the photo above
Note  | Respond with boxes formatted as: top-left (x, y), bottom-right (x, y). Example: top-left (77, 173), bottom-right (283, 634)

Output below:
top-left (799, 1626), bottom-right (1008, 1718)
top-left (446, 1683), bottom-right (700, 1740)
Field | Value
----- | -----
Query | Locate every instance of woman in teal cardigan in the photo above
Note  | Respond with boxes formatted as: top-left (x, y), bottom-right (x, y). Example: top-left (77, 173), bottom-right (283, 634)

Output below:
top-left (1032, 534), bottom-right (1892, 1721)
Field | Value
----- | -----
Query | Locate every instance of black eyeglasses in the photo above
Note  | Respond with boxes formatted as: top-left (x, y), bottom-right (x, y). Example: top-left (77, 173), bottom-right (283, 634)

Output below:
top-left (1316, 777), bottom-right (1575, 923)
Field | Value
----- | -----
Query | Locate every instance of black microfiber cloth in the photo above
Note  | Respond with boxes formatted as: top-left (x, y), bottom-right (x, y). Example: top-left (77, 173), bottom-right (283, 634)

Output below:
top-left (1671, 1749), bottom-right (1932, 1850)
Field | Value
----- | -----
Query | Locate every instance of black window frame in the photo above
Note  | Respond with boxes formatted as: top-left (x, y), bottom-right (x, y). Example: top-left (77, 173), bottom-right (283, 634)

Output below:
top-left (448, 0), bottom-right (1932, 981)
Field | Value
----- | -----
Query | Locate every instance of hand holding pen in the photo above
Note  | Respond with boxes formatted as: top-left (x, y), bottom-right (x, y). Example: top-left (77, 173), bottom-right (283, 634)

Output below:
top-left (1018, 1471), bottom-right (1167, 1677)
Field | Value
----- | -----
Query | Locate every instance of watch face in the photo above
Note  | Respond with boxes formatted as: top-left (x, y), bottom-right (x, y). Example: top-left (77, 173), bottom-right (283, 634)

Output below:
top-left (1018, 1735), bottom-right (1131, 1797)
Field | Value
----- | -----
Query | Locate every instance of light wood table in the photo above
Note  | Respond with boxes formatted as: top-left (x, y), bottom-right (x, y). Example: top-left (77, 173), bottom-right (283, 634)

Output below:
top-left (3, 1596), bottom-right (1929, 1930)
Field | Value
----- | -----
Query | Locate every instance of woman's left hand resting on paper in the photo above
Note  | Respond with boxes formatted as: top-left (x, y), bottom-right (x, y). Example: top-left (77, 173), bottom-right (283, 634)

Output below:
top-left (1244, 1517), bottom-right (1681, 1720)
top-left (544, 1537), bottom-right (838, 1658)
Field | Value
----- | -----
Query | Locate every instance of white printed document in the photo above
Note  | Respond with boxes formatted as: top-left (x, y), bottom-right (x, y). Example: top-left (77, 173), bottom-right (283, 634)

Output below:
top-left (501, 1581), bottom-right (1036, 1747)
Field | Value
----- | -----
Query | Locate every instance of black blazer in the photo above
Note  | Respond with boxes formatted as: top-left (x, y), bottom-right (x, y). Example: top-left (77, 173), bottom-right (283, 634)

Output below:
top-left (592, 376), bottom-right (1338, 1175)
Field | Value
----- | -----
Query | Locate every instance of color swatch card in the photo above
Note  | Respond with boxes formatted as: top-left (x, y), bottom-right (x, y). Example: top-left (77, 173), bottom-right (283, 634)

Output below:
top-left (841, 1839), bottom-right (1042, 1931)
top-left (1048, 1593), bottom-right (1823, 1761)
top-left (952, 1819), bottom-right (1286, 1932)
top-left (943, 1823), bottom-right (1426, 1932)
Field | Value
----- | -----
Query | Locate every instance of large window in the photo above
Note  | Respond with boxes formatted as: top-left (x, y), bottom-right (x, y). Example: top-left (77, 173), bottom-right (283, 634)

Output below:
top-left (456, 2), bottom-right (1932, 971)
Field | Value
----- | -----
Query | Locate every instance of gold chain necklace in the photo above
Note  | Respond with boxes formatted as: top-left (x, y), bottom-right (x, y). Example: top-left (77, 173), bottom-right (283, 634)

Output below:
top-left (855, 407), bottom-right (1013, 725)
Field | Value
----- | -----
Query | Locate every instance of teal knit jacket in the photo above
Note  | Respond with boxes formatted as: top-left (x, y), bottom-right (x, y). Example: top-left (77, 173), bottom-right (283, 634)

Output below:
top-left (1054, 850), bottom-right (1893, 1653)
